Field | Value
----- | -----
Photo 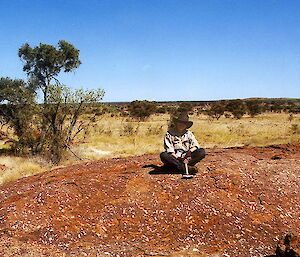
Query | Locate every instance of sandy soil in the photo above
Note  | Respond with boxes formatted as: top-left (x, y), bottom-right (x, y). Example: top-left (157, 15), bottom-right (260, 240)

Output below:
top-left (0, 144), bottom-right (299, 256)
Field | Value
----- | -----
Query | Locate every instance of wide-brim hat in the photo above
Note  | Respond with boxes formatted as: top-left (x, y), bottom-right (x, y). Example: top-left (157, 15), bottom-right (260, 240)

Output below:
top-left (173, 112), bottom-right (193, 129)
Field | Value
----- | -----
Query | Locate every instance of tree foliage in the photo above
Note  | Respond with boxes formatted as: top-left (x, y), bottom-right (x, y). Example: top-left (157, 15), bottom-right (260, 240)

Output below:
top-left (18, 40), bottom-right (81, 103)
top-left (0, 78), bottom-right (37, 152)
top-left (0, 41), bottom-right (104, 164)
top-left (246, 100), bottom-right (262, 117)
top-left (42, 85), bottom-right (104, 163)
top-left (225, 100), bottom-right (247, 119)
top-left (207, 102), bottom-right (225, 120)
top-left (0, 77), bottom-right (35, 104)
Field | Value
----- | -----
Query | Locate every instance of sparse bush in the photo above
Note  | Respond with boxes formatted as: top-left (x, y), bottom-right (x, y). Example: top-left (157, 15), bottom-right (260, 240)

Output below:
top-left (165, 106), bottom-right (177, 114)
top-left (226, 100), bottom-right (247, 119)
top-left (246, 101), bottom-right (262, 117)
top-left (288, 106), bottom-right (300, 114)
top-left (156, 106), bottom-right (168, 114)
top-left (95, 124), bottom-right (112, 136)
top-left (146, 125), bottom-right (164, 136)
top-left (270, 105), bottom-right (283, 113)
top-left (177, 102), bottom-right (194, 113)
top-left (290, 124), bottom-right (300, 135)
top-left (207, 103), bottom-right (225, 120)
top-left (227, 124), bottom-right (246, 136)
top-left (43, 86), bottom-right (104, 163)
top-left (196, 107), bottom-right (206, 116)
top-left (224, 112), bottom-right (232, 118)
top-left (128, 100), bottom-right (157, 120)
top-left (121, 122), bottom-right (139, 136)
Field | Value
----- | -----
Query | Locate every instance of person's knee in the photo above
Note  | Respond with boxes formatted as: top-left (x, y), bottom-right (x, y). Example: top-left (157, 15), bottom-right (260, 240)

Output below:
top-left (193, 148), bottom-right (206, 159)
top-left (199, 148), bottom-right (206, 158)
top-left (160, 151), bottom-right (169, 161)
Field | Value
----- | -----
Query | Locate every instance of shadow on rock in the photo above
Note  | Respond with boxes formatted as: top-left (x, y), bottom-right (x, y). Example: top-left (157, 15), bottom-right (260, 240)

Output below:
top-left (142, 164), bottom-right (182, 175)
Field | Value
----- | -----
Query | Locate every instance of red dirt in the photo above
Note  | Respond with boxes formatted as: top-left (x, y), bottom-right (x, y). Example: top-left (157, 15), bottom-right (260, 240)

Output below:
top-left (0, 144), bottom-right (299, 256)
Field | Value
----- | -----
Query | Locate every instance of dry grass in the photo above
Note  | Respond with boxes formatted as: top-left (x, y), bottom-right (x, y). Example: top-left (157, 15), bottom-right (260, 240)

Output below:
top-left (0, 112), bottom-right (299, 184)
top-left (192, 113), bottom-right (300, 148)
top-left (74, 112), bottom-right (300, 158)
top-left (72, 114), bottom-right (168, 158)
top-left (0, 156), bottom-right (50, 185)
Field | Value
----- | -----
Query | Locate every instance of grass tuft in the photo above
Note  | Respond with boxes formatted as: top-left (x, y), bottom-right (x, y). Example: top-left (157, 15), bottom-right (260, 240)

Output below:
top-left (0, 156), bottom-right (48, 185)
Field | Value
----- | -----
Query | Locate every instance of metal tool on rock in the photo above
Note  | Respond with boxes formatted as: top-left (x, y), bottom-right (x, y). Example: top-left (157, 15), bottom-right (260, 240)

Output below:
top-left (182, 158), bottom-right (193, 179)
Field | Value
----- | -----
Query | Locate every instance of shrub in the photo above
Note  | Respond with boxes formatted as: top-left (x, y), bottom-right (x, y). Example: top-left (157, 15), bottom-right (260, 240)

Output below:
top-left (146, 125), bottom-right (164, 136)
top-left (290, 124), bottom-right (300, 135)
top-left (156, 106), bottom-right (168, 114)
top-left (121, 122), bottom-right (139, 136)
top-left (177, 102), bottom-right (194, 113)
top-left (226, 100), bottom-right (247, 119)
top-left (246, 101), bottom-right (262, 117)
top-left (207, 103), bottom-right (225, 120)
top-left (128, 100), bottom-right (157, 120)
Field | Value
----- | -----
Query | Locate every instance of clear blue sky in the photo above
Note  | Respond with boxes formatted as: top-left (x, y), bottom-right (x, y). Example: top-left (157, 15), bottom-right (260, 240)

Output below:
top-left (1, 0), bottom-right (299, 102)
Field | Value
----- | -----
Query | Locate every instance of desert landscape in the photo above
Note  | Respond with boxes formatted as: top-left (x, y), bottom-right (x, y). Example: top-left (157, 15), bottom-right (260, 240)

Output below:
top-left (1, 1), bottom-right (300, 256)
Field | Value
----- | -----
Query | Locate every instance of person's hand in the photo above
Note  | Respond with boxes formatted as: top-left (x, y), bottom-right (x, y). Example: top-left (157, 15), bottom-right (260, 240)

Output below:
top-left (185, 150), bottom-right (192, 158)
top-left (183, 158), bottom-right (189, 164)
top-left (177, 156), bottom-right (185, 162)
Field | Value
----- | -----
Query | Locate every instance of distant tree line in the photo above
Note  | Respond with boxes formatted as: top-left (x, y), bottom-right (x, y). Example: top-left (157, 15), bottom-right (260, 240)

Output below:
top-left (87, 98), bottom-right (300, 120)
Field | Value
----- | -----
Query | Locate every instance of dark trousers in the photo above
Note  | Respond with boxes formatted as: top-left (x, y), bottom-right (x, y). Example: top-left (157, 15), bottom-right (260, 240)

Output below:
top-left (160, 148), bottom-right (206, 172)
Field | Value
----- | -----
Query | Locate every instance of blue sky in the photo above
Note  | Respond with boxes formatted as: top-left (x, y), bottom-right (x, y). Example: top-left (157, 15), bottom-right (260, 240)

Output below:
top-left (0, 0), bottom-right (299, 102)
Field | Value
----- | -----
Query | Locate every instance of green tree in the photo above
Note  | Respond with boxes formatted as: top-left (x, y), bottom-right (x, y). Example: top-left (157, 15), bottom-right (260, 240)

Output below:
top-left (226, 100), bottom-right (247, 119)
top-left (0, 78), bottom-right (38, 152)
top-left (18, 40), bottom-right (82, 156)
top-left (18, 40), bottom-right (81, 104)
top-left (0, 41), bottom-right (104, 163)
top-left (246, 100), bottom-right (262, 117)
top-left (207, 102), bottom-right (225, 120)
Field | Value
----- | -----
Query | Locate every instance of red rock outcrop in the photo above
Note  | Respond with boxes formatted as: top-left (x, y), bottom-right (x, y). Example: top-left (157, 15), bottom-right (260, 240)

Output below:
top-left (0, 144), bottom-right (299, 256)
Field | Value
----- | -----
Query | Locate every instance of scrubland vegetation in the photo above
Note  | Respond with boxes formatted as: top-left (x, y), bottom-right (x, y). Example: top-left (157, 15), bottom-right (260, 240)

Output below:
top-left (1, 110), bottom-right (299, 184)
top-left (75, 112), bottom-right (300, 159)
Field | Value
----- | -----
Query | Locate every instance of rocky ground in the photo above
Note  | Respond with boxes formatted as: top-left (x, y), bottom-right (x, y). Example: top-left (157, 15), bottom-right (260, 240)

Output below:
top-left (0, 144), bottom-right (299, 257)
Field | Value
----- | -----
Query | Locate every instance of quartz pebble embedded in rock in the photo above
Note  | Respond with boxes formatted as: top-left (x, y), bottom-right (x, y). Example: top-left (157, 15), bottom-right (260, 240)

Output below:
top-left (0, 144), bottom-right (299, 257)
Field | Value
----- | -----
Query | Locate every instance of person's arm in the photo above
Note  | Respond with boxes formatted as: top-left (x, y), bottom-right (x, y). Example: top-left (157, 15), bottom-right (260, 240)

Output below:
top-left (164, 132), bottom-right (177, 158)
top-left (189, 146), bottom-right (198, 153)
top-left (171, 152), bottom-right (178, 159)
top-left (187, 131), bottom-right (200, 155)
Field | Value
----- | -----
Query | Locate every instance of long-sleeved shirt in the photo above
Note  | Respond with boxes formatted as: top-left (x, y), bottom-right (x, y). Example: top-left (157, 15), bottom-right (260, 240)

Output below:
top-left (163, 129), bottom-right (200, 158)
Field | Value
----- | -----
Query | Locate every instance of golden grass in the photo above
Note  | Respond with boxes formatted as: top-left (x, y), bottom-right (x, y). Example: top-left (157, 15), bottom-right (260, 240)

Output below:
top-left (0, 156), bottom-right (49, 185)
top-left (192, 113), bottom-right (300, 148)
top-left (74, 113), bottom-right (300, 158)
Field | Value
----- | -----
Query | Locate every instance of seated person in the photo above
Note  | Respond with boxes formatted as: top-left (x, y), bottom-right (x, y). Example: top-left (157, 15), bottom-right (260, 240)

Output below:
top-left (160, 112), bottom-right (205, 174)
